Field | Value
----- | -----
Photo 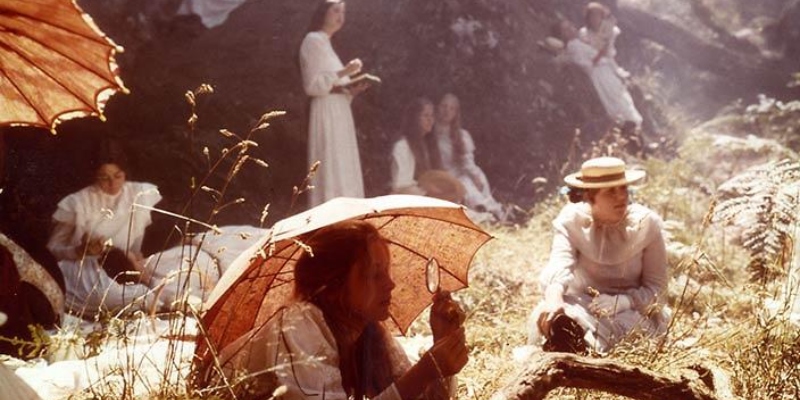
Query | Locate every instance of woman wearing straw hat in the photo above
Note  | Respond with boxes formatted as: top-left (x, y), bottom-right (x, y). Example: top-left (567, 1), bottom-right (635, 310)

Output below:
top-left (528, 157), bottom-right (669, 354)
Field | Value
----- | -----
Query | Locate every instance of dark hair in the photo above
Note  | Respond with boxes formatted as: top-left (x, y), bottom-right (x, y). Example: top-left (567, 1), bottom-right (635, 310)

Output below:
top-left (91, 139), bottom-right (129, 178)
top-left (306, 0), bottom-right (344, 33)
top-left (402, 98), bottom-right (435, 175)
top-left (293, 220), bottom-right (395, 398)
top-left (551, 19), bottom-right (567, 40)
top-left (294, 220), bottom-right (377, 303)
top-left (566, 186), bottom-right (585, 203)
top-left (568, 187), bottom-right (630, 204)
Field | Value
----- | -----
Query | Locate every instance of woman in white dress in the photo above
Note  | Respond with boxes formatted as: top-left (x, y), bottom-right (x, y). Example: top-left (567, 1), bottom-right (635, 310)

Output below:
top-left (48, 160), bottom-right (161, 318)
top-left (579, 2), bottom-right (631, 82)
top-left (432, 93), bottom-right (504, 219)
top-left (214, 221), bottom-right (467, 399)
top-left (555, 19), bottom-right (643, 128)
top-left (48, 159), bottom-right (219, 318)
top-left (390, 98), bottom-right (465, 203)
top-left (299, 0), bottom-right (369, 207)
top-left (528, 157), bottom-right (669, 353)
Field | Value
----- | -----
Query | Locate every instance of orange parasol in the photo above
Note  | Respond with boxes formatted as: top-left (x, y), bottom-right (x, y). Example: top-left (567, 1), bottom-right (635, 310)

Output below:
top-left (0, 0), bottom-right (127, 132)
top-left (193, 195), bottom-right (492, 384)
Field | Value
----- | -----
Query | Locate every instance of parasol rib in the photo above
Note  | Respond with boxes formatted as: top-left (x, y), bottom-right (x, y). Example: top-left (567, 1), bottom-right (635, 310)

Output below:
top-left (0, 40), bottom-right (97, 111)
top-left (370, 211), bottom-right (493, 233)
top-left (384, 238), bottom-right (470, 287)
top-left (0, 59), bottom-right (49, 124)
top-left (0, 5), bottom-right (116, 46)
top-left (0, 29), bottom-right (119, 97)
top-left (0, 17), bottom-right (120, 86)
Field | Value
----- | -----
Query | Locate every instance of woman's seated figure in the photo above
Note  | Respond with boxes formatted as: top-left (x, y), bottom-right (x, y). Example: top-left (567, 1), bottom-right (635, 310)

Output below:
top-left (47, 150), bottom-right (220, 318)
top-left (215, 220), bottom-right (469, 400)
top-left (552, 19), bottom-right (643, 130)
top-left (529, 157), bottom-right (669, 354)
top-left (390, 97), bottom-right (465, 204)
top-left (47, 155), bottom-right (161, 317)
top-left (432, 93), bottom-right (505, 221)
top-left (579, 2), bottom-right (630, 80)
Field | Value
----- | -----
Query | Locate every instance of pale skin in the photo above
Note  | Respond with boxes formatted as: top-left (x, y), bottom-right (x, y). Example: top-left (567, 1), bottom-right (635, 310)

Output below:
top-left (81, 163), bottom-right (127, 257)
top-left (322, 2), bottom-right (370, 96)
top-left (419, 103), bottom-right (435, 135)
top-left (537, 185), bottom-right (630, 335)
top-left (586, 8), bottom-right (611, 64)
top-left (346, 238), bottom-right (468, 399)
top-left (436, 94), bottom-right (485, 191)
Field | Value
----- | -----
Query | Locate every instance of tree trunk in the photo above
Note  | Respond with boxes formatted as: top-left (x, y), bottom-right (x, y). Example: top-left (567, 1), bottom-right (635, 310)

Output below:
top-left (616, 5), bottom-right (790, 95)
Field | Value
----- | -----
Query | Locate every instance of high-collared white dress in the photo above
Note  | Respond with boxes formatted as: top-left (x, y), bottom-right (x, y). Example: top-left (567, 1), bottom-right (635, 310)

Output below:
top-left (300, 31), bottom-right (364, 207)
top-left (48, 182), bottom-right (221, 317)
top-left (529, 202), bottom-right (669, 352)
top-left (562, 33), bottom-right (643, 127)
top-left (48, 182), bottom-right (162, 316)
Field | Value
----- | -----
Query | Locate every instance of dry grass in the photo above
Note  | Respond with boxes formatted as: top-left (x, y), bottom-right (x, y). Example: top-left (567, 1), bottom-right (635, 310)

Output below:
top-left (20, 87), bottom-right (800, 399)
top-left (52, 147), bottom-right (800, 399)
top-left (435, 137), bottom-right (800, 398)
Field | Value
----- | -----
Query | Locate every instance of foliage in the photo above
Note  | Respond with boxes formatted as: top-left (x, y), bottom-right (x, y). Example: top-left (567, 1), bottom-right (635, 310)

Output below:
top-left (711, 159), bottom-right (800, 283)
top-left (0, 324), bottom-right (51, 359)
top-left (745, 94), bottom-right (800, 149)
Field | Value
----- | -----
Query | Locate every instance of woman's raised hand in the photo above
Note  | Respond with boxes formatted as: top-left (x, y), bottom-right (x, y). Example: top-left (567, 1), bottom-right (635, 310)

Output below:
top-left (430, 291), bottom-right (466, 342)
top-left (536, 300), bottom-right (565, 337)
top-left (81, 234), bottom-right (106, 257)
top-left (341, 58), bottom-right (362, 77)
top-left (427, 326), bottom-right (468, 378)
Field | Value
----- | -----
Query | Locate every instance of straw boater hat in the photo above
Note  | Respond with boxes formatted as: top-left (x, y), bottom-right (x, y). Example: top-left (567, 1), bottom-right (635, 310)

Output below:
top-left (564, 157), bottom-right (645, 189)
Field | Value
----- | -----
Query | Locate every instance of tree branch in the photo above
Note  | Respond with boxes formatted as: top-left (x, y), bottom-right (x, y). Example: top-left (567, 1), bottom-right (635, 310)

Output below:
top-left (491, 352), bottom-right (740, 400)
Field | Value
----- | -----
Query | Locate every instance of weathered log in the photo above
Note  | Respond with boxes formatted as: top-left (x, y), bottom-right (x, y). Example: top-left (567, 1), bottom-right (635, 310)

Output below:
top-left (491, 352), bottom-right (740, 400)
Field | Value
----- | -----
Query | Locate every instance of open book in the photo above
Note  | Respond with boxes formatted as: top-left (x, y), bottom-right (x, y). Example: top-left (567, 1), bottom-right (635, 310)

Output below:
top-left (340, 73), bottom-right (381, 89)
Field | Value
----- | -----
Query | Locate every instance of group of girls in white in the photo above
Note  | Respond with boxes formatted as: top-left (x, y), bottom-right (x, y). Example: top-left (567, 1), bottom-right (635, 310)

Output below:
top-left (299, 0), bottom-right (507, 222)
top-left (13, 2), bottom-right (671, 399)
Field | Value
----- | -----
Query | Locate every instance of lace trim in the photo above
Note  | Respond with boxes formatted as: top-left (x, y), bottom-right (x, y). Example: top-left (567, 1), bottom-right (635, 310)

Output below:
top-left (0, 233), bottom-right (64, 316)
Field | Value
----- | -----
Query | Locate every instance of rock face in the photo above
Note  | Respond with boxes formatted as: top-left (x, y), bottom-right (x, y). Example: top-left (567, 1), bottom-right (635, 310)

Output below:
top-left (2, 0), bottom-right (798, 245)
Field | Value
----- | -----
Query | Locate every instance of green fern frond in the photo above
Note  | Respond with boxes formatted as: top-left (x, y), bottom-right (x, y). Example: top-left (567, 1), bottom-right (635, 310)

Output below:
top-left (711, 159), bottom-right (800, 283)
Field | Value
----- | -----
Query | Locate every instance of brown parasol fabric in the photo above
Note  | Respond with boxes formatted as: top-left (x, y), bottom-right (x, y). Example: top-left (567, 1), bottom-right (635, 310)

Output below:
top-left (193, 195), bottom-right (492, 384)
top-left (0, 0), bottom-right (127, 132)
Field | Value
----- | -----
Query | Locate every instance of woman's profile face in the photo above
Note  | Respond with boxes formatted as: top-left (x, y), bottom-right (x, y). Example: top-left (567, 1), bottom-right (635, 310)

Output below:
top-left (323, 2), bottom-right (346, 34)
top-left (418, 104), bottom-right (435, 135)
top-left (346, 238), bottom-right (395, 322)
top-left (590, 185), bottom-right (629, 223)
top-left (436, 95), bottom-right (459, 125)
top-left (95, 163), bottom-right (126, 196)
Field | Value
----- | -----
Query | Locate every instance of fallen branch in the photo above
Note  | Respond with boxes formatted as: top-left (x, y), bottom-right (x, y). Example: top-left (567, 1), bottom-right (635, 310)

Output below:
top-left (492, 352), bottom-right (740, 400)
